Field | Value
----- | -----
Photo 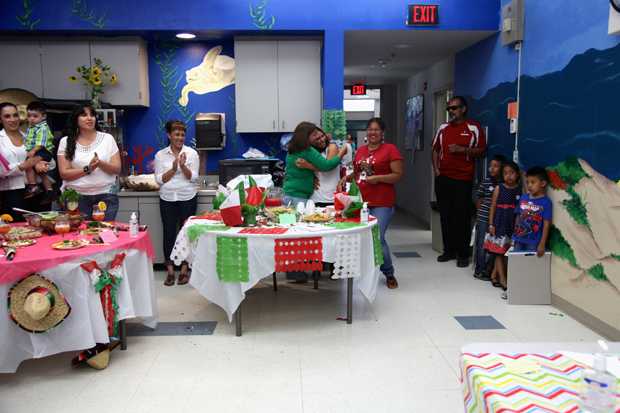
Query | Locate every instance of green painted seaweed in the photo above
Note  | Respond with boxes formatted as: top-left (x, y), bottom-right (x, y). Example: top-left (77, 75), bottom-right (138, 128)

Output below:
top-left (587, 264), bottom-right (608, 282)
top-left (549, 157), bottom-right (589, 187)
top-left (563, 187), bottom-right (590, 228)
top-left (16, 0), bottom-right (40, 30)
top-left (549, 226), bottom-right (579, 269)
top-left (72, 0), bottom-right (106, 28)
top-left (249, 0), bottom-right (275, 30)
top-left (153, 42), bottom-right (181, 149)
top-left (175, 90), bottom-right (196, 148)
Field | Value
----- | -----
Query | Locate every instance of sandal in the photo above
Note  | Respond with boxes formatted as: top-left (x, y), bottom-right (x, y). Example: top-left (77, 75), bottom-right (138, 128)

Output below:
top-left (492, 280), bottom-right (502, 288)
top-left (164, 271), bottom-right (175, 286)
top-left (177, 264), bottom-right (190, 285)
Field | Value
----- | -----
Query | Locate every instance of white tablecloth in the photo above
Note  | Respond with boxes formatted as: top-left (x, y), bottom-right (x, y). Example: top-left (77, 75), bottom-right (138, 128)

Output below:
top-left (0, 249), bottom-right (158, 373)
top-left (171, 220), bottom-right (381, 321)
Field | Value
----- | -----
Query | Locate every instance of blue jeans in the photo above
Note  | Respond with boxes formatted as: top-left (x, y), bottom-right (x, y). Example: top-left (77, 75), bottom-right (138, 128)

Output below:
top-left (282, 195), bottom-right (308, 208)
top-left (369, 207), bottom-right (394, 277)
top-left (78, 193), bottom-right (119, 221)
top-left (474, 221), bottom-right (492, 274)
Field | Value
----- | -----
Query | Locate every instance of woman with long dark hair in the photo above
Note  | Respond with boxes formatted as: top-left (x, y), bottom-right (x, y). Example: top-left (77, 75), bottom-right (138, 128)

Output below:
top-left (154, 120), bottom-right (199, 286)
top-left (283, 121), bottom-right (347, 206)
top-left (57, 104), bottom-right (121, 220)
top-left (0, 102), bottom-right (46, 220)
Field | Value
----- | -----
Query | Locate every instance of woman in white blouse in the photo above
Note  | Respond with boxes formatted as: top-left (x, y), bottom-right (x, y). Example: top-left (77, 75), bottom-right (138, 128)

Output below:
top-left (57, 104), bottom-right (121, 220)
top-left (0, 102), bottom-right (49, 220)
top-left (154, 120), bottom-right (199, 286)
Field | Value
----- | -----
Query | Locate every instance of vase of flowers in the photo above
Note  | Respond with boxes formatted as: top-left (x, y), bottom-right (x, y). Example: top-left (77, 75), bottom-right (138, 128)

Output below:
top-left (69, 58), bottom-right (118, 108)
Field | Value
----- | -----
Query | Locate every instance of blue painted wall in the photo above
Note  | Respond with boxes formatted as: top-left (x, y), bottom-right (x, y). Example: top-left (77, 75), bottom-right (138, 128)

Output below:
top-left (2, 0), bottom-right (500, 172)
top-left (123, 39), bottom-right (286, 174)
top-left (456, 1), bottom-right (620, 180)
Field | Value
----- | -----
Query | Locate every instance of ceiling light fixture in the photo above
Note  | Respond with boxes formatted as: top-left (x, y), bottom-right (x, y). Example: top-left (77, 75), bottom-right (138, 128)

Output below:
top-left (176, 33), bottom-right (196, 40)
top-left (393, 44), bottom-right (411, 49)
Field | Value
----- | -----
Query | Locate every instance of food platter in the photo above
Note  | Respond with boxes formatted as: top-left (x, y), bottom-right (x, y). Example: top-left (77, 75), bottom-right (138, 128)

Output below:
top-left (4, 226), bottom-right (43, 240)
top-left (2, 238), bottom-right (36, 248)
top-left (303, 213), bottom-right (332, 223)
top-left (51, 239), bottom-right (88, 250)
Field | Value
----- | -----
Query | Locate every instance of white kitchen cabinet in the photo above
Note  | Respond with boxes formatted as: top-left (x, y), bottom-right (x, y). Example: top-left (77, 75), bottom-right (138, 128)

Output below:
top-left (0, 41), bottom-right (44, 97)
top-left (90, 39), bottom-right (149, 106)
top-left (234, 40), bottom-right (279, 133)
top-left (234, 39), bottom-right (321, 133)
top-left (277, 41), bottom-right (322, 132)
top-left (40, 40), bottom-right (91, 100)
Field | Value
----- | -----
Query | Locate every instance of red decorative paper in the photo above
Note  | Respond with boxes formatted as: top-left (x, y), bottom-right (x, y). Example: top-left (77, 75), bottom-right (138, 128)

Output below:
top-left (192, 212), bottom-right (222, 221)
top-left (239, 227), bottom-right (288, 235)
top-left (274, 237), bottom-right (323, 272)
top-left (335, 216), bottom-right (376, 223)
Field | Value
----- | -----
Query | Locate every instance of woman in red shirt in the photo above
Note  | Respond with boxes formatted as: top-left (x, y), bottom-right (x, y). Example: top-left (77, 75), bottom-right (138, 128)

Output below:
top-left (341, 118), bottom-right (404, 289)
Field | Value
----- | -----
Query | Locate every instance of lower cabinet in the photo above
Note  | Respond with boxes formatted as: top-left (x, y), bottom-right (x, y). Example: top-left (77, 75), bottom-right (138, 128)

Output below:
top-left (117, 194), bottom-right (213, 265)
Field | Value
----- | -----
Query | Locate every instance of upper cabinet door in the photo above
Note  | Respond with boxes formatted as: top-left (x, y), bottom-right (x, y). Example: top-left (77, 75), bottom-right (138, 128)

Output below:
top-left (41, 40), bottom-right (90, 100)
top-left (0, 41), bottom-right (44, 97)
top-left (276, 41), bottom-right (322, 132)
top-left (234, 40), bottom-right (279, 133)
top-left (90, 39), bottom-right (150, 106)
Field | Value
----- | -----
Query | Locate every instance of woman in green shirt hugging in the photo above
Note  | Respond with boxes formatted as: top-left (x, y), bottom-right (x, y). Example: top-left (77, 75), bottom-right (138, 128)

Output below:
top-left (283, 122), bottom-right (347, 206)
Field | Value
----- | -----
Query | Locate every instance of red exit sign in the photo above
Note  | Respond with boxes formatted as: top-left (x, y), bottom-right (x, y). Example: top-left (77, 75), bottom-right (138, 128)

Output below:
top-left (351, 84), bottom-right (367, 96)
top-left (407, 4), bottom-right (439, 25)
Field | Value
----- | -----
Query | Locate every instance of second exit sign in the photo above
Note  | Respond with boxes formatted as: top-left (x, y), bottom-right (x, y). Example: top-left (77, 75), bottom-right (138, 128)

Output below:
top-left (407, 4), bottom-right (439, 26)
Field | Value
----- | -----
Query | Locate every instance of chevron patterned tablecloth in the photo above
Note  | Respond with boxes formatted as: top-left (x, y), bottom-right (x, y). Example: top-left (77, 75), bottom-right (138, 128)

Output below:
top-left (461, 353), bottom-right (620, 413)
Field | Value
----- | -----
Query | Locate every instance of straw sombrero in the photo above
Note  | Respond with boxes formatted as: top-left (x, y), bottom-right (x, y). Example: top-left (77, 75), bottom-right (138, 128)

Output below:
top-left (8, 274), bottom-right (71, 333)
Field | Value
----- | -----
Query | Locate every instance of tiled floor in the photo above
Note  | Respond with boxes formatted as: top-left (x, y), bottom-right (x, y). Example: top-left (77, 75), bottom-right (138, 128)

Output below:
top-left (0, 214), bottom-right (604, 412)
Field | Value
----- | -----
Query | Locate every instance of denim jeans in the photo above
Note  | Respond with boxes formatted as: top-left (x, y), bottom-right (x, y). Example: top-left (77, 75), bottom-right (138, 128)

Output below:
top-left (78, 193), bottom-right (119, 221)
top-left (369, 206), bottom-right (395, 277)
top-left (474, 221), bottom-right (492, 274)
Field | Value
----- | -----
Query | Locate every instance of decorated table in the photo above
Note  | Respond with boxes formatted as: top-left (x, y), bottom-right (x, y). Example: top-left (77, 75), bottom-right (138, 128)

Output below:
top-left (461, 343), bottom-right (620, 413)
top-left (170, 215), bottom-right (383, 336)
top-left (0, 226), bottom-right (158, 373)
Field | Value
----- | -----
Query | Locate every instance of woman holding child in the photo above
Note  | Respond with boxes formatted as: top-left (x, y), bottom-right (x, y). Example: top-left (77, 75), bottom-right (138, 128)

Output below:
top-left (0, 102), bottom-right (49, 220)
top-left (57, 104), bottom-right (121, 221)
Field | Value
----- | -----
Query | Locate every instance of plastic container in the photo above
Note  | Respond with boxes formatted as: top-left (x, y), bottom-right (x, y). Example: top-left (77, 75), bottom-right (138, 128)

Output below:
top-left (581, 353), bottom-right (616, 413)
top-left (360, 202), bottom-right (369, 224)
top-left (129, 212), bottom-right (139, 238)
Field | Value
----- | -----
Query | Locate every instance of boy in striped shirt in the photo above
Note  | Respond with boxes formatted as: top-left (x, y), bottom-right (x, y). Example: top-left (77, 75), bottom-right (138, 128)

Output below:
top-left (473, 154), bottom-right (506, 281)
top-left (24, 101), bottom-right (54, 200)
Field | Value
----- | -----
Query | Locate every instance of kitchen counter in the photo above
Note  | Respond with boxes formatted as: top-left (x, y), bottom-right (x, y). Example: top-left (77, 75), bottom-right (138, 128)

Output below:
top-left (117, 189), bottom-right (216, 264)
top-left (118, 189), bottom-right (217, 197)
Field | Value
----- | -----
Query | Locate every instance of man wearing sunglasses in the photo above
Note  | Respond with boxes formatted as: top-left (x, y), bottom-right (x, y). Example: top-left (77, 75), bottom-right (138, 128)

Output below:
top-left (432, 96), bottom-right (486, 268)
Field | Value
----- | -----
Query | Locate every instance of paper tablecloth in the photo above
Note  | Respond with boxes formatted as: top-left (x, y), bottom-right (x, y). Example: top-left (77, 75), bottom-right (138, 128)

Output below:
top-left (171, 220), bottom-right (381, 322)
top-left (0, 230), bottom-right (155, 285)
top-left (461, 352), bottom-right (620, 413)
top-left (0, 248), bottom-right (158, 373)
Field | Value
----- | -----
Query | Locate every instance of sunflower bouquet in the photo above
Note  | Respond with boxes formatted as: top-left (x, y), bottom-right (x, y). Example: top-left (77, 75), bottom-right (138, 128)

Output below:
top-left (69, 58), bottom-right (118, 108)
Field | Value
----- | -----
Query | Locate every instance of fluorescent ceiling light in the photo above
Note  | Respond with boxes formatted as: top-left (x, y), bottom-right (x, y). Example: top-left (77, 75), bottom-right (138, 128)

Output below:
top-left (176, 33), bottom-right (196, 39)
top-left (393, 44), bottom-right (410, 49)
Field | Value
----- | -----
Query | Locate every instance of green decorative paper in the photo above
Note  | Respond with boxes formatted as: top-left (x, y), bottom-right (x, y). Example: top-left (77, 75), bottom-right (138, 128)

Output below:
top-left (563, 187), bottom-right (590, 228)
top-left (587, 264), bottom-right (609, 282)
top-left (322, 110), bottom-right (347, 140)
top-left (216, 237), bottom-right (249, 282)
top-left (187, 224), bottom-right (229, 243)
top-left (549, 226), bottom-right (578, 269)
top-left (372, 225), bottom-right (384, 267)
top-left (549, 157), bottom-right (589, 187)
top-left (327, 222), bottom-right (364, 229)
top-left (93, 270), bottom-right (122, 337)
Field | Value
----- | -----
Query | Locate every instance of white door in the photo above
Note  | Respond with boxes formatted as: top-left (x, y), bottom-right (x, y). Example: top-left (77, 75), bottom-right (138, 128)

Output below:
top-left (431, 89), bottom-right (452, 201)
top-left (41, 40), bottom-right (91, 100)
top-left (0, 41), bottom-right (44, 97)
top-left (277, 41), bottom-right (322, 132)
top-left (234, 40), bottom-right (279, 133)
top-left (90, 39), bottom-right (149, 106)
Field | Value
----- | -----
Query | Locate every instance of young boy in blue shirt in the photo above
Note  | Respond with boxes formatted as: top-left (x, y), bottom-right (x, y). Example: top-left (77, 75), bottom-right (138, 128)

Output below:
top-left (513, 166), bottom-right (553, 257)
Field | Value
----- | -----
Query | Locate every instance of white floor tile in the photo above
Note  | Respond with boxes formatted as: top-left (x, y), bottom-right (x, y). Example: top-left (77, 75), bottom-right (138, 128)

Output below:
top-left (1, 215), bottom-right (607, 413)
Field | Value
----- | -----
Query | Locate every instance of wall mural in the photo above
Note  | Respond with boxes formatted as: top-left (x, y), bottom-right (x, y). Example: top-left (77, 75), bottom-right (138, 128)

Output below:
top-left (547, 158), bottom-right (620, 332)
top-left (153, 42), bottom-right (181, 149)
top-left (249, 0), bottom-right (275, 30)
top-left (178, 46), bottom-right (235, 107)
top-left (71, 0), bottom-right (106, 28)
top-left (16, 0), bottom-right (39, 29)
top-left (464, 43), bottom-right (620, 182)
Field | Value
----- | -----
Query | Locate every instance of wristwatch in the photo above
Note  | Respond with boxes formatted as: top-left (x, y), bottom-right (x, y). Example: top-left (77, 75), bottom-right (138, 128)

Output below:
top-left (83, 165), bottom-right (91, 175)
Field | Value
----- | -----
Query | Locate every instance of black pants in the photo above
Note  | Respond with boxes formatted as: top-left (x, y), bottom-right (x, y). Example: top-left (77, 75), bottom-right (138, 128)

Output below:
top-left (159, 196), bottom-right (197, 265)
top-left (435, 176), bottom-right (473, 259)
top-left (0, 189), bottom-right (26, 221)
